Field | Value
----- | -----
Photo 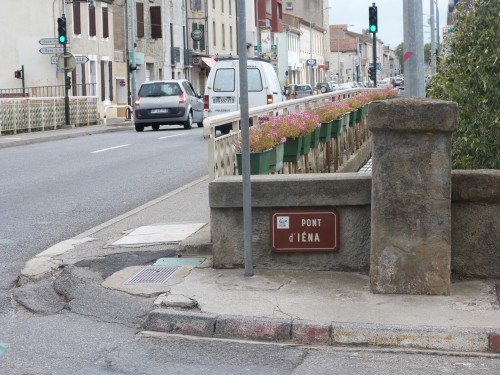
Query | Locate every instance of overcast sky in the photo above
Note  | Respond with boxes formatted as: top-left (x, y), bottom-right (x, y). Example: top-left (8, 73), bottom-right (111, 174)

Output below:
top-left (328, 0), bottom-right (449, 49)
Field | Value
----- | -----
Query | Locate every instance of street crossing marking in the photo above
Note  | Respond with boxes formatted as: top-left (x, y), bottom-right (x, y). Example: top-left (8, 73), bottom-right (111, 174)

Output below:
top-left (91, 144), bottom-right (130, 153)
top-left (0, 343), bottom-right (10, 358)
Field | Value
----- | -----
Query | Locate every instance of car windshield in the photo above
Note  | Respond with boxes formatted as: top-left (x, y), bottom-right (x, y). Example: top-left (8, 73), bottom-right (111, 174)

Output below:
top-left (138, 83), bottom-right (181, 97)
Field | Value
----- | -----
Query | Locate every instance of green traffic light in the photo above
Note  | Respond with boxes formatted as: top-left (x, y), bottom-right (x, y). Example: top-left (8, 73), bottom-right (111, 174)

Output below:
top-left (369, 25), bottom-right (377, 33)
top-left (58, 35), bottom-right (67, 44)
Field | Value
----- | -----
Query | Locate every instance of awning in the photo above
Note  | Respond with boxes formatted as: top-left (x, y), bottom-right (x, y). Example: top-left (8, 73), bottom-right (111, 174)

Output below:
top-left (202, 57), bottom-right (216, 69)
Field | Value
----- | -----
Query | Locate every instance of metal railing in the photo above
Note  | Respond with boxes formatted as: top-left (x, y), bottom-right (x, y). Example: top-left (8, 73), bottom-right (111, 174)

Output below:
top-left (202, 88), bottom-right (369, 180)
top-left (0, 84), bottom-right (97, 99)
top-left (0, 96), bottom-right (99, 135)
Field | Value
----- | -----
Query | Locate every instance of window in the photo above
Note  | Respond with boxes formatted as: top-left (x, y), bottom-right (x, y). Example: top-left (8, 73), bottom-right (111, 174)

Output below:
top-left (136, 3), bottom-right (144, 38)
top-left (229, 0), bottom-right (231, 15)
top-left (89, 3), bottom-right (96, 37)
top-left (150, 6), bottom-right (162, 39)
top-left (222, 24), bottom-right (225, 49)
top-left (229, 25), bottom-right (233, 49)
top-left (286, 2), bottom-right (293, 10)
top-left (73, 2), bottom-right (81, 35)
top-left (212, 21), bottom-right (216, 46)
top-left (100, 60), bottom-right (113, 101)
top-left (248, 68), bottom-right (263, 91)
top-left (221, 0), bottom-right (224, 13)
top-left (213, 68), bottom-right (235, 92)
top-left (102, 6), bottom-right (109, 38)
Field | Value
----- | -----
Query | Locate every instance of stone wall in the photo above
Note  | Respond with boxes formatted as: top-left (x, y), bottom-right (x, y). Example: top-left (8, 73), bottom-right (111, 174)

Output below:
top-left (209, 169), bottom-right (500, 278)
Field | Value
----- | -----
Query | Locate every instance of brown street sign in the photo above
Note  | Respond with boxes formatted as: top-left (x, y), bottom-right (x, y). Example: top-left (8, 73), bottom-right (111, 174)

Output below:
top-left (270, 210), bottom-right (339, 252)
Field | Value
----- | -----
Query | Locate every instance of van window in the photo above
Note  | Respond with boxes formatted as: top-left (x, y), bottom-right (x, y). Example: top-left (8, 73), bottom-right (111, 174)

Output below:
top-left (248, 68), bottom-right (263, 92)
top-left (213, 68), bottom-right (235, 92)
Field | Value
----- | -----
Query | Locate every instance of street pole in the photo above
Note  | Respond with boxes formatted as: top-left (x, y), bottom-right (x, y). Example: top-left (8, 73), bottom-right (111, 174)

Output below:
top-left (130, 0), bottom-right (137, 105)
top-left (63, 13), bottom-right (70, 127)
top-left (430, 0), bottom-right (436, 75)
top-left (309, 23), bottom-right (314, 88)
top-left (435, 0), bottom-right (440, 65)
top-left (372, 30), bottom-right (377, 87)
top-left (403, 0), bottom-right (425, 97)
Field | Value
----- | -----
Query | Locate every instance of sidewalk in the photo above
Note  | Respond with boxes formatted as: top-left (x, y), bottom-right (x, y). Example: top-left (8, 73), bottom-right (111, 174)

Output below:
top-left (12, 125), bottom-right (500, 355)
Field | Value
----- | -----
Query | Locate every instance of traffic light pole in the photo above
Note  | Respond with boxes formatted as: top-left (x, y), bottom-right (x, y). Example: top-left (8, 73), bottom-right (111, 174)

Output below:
top-left (372, 31), bottom-right (377, 87)
top-left (63, 40), bottom-right (70, 126)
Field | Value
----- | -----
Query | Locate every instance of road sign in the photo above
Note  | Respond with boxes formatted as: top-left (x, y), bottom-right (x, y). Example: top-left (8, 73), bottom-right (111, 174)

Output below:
top-left (306, 59), bottom-right (317, 67)
top-left (271, 44), bottom-right (277, 50)
top-left (270, 210), bottom-right (339, 252)
top-left (253, 45), bottom-right (262, 51)
top-left (40, 47), bottom-right (70, 54)
top-left (51, 55), bottom-right (88, 65)
top-left (39, 38), bottom-right (60, 45)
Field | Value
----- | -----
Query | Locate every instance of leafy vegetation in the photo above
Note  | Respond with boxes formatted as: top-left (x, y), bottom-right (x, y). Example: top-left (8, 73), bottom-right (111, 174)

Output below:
top-left (426, 0), bottom-right (499, 169)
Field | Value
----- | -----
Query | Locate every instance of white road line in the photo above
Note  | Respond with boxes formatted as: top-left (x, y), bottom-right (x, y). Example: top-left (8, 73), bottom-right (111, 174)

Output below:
top-left (158, 133), bottom-right (189, 140)
top-left (91, 144), bottom-right (130, 153)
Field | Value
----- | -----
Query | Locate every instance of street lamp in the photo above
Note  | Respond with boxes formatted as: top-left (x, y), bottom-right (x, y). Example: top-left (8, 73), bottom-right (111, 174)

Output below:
top-left (309, 6), bottom-right (331, 89)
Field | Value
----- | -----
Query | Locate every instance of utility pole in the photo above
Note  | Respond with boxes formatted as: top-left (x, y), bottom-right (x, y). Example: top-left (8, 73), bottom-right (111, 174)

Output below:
top-left (430, 0), bottom-right (436, 75)
top-left (369, 3), bottom-right (378, 87)
top-left (403, 0), bottom-right (425, 97)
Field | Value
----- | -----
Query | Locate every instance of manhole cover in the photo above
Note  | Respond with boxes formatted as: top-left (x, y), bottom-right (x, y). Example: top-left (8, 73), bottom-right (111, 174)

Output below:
top-left (125, 266), bottom-right (179, 285)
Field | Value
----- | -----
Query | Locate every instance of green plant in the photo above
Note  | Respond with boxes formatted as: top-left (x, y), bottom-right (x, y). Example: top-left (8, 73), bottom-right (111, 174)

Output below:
top-left (426, 0), bottom-right (499, 169)
top-left (310, 101), bottom-right (349, 123)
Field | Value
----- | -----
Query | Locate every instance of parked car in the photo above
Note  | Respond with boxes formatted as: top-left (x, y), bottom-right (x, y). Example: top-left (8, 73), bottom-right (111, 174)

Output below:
top-left (203, 57), bottom-right (286, 134)
top-left (285, 84), bottom-right (314, 99)
top-left (377, 79), bottom-right (392, 88)
top-left (316, 82), bottom-right (334, 93)
top-left (134, 79), bottom-right (204, 132)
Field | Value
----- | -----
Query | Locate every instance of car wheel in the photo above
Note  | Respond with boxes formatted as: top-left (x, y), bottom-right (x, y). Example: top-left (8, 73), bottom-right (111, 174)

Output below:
top-left (184, 112), bottom-right (193, 129)
top-left (152, 124), bottom-right (160, 131)
top-left (320, 87), bottom-right (327, 93)
top-left (135, 124), bottom-right (144, 132)
top-left (197, 121), bottom-right (204, 128)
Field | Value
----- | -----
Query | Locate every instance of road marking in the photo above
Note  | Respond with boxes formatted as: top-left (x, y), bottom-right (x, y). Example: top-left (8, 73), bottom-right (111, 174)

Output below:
top-left (91, 144), bottom-right (130, 153)
top-left (158, 133), bottom-right (189, 140)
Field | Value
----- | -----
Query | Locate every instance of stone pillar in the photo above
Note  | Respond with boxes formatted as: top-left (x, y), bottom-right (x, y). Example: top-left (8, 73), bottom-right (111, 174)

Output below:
top-left (369, 97), bottom-right (458, 295)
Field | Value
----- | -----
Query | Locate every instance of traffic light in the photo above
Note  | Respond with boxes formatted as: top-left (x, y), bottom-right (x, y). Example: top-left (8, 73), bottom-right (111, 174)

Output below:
top-left (14, 70), bottom-right (23, 79)
top-left (368, 5), bottom-right (378, 33)
top-left (368, 67), bottom-right (376, 81)
top-left (65, 76), bottom-right (71, 90)
top-left (57, 16), bottom-right (67, 44)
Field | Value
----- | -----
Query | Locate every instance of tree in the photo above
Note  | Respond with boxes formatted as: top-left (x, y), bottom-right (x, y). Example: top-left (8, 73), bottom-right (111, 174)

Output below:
top-left (426, 0), bottom-right (499, 169)
top-left (394, 43), bottom-right (404, 74)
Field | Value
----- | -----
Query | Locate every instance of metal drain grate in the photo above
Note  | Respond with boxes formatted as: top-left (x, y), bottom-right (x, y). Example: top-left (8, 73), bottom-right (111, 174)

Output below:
top-left (125, 266), bottom-right (179, 285)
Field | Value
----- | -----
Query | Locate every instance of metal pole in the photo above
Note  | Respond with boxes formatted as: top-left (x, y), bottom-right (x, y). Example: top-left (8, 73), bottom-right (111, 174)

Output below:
top-left (125, 0), bottom-right (131, 119)
top-left (337, 31), bottom-right (340, 82)
top-left (430, 0), bottom-right (436, 75)
top-left (403, 0), bottom-right (425, 97)
top-left (372, 30), bottom-right (377, 87)
top-left (236, 0), bottom-right (253, 277)
top-left (130, 0), bottom-right (137, 104)
top-left (435, 0), bottom-right (440, 63)
top-left (62, 13), bottom-right (70, 127)
top-left (310, 23), bottom-right (314, 88)
top-left (21, 65), bottom-right (25, 96)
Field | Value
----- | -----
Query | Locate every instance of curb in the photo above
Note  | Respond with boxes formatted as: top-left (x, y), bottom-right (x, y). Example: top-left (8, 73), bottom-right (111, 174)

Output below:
top-left (144, 308), bottom-right (500, 354)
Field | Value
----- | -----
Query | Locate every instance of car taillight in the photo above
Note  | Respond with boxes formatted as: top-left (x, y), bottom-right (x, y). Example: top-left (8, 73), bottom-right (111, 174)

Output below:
top-left (178, 93), bottom-right (186, 104)
top-left (267, 95), bottom-right (273, 104)
top-left (134, 97), bottom-right (140, 106)
top-left (204, 95), bottom-right (209, 110)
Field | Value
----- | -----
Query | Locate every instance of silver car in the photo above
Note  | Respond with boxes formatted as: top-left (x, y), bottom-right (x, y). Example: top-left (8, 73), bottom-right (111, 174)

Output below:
top-left (133, 79), bottom-right (204, 132)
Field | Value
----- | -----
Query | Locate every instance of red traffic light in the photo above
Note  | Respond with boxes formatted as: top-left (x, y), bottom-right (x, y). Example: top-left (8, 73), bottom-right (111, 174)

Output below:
top-left (14, 70), bottom-right (23, 79)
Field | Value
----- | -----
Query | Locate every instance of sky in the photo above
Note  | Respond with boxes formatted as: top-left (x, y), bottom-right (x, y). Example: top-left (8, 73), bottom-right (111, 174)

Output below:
top-left (328, 0), bottom-right (449, 49)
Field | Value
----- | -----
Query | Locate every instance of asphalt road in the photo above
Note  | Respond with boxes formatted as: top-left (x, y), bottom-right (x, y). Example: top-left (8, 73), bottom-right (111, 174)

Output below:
top-left (0, 126), bottom-right (207, 314)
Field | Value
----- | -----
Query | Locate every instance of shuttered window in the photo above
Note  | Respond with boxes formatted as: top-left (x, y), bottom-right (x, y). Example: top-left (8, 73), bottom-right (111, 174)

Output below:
top-left (89, 4), bottom-right (96, 37)
top-left (100, 61), bottom-right (105, 100)
top-left (136, 2), bottom-right (144, 38)
top-left (199, 24), bottom-right (205, 51)
top-left (108, 62), bottom-right (113, 101)
top-left (73, 2), bottom-right (81, 35)
top-left (192, 23), bottom-right (198, 50)
top-left (102, 7), bottom-right (109, 38)
top-left (81, 64), bottom-right (87, 96)
top-left (150, 6), bottom-right (162, 39)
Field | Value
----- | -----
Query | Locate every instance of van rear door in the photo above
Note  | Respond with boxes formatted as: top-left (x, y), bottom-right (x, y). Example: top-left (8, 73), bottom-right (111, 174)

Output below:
top-left (209, 65), bottom-right (238, 115)
top-left (247, 65), bottom-right (267, 108)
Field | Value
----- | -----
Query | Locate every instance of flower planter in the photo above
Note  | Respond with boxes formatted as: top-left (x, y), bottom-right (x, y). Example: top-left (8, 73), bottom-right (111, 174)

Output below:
top-left (349, 110), bottom-right (356, 127)
top-left (301, 133), bottom-right (312, 155)
top-left (331, 118), bottom-right (343, 138)
top-left (355, 107), bottom-right (363, 123)
top-left (310, 128), bottom-right (320, 149)
top-left (283, 137), bottom-right (303, 163)
top-left (319, 121), bottom-right (332, 143)
top-left (362, 104), bottom-right (369, 119)
top-left (236, 148), bottom-right (272, 175)
top-left (269, 142), bottom-right (284, 173)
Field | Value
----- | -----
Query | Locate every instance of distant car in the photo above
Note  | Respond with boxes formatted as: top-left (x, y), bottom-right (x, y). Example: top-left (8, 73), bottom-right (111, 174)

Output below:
top-left (285, 84), bottom-right (314, 99)
top-left (134, 79), bottom-right (204, 132)
top-left (316, 82), bottom-right (334, 93)
top-left (377, 79), bottom-right (392, 88)
top-left (338, 83), bottom-right (353, 90)
top-left (330, 83), bottom-right (340, 91)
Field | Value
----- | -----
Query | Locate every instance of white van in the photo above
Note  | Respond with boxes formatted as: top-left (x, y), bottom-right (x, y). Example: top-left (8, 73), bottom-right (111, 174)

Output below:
top-left (203, 57), bottom-right (286, 134)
